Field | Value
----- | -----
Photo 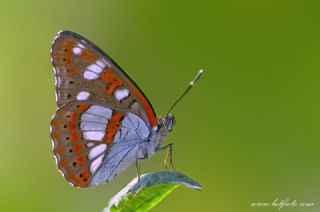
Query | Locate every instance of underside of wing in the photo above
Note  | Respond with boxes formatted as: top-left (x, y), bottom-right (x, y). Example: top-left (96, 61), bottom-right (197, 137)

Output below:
top-left (51, 30), bottom-right (158, 128)
top-left (50, 101), bottom-right (150, 187)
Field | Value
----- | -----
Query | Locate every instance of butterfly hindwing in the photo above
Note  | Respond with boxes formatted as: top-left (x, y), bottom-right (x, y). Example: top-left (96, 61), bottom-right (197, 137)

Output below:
top-left (50, 100), bottom-right (151, 187)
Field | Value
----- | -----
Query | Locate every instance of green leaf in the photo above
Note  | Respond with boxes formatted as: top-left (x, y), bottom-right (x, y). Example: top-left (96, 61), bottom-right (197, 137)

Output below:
top-left (104, 171), bottom-right (202, 212)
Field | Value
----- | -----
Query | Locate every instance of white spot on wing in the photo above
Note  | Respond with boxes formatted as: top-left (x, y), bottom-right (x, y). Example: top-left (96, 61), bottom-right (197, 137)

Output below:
top-left (81, 113), bottom-right (108, 123)
top-left (96, 59), bottom-right (107, 68)
top-left (90, 154), bottom-right (104, 174)
top-left (81, 122), bottom-right (106, 131)
top-left (77, 43), bottom-right (84, 48)
top-left (83, 131), bottom-right (105, 141)
top-left (76, 91), bottom-right (90, 100)
top-left (86, 106), bottom-right (112, 119)
top-left (73, 47), bottom-right (82, 55)
top-left (84, 71), bottom-right (99, 80)
top-left (89, 144), bottom-right (107, 160)
top-left (87, 63), bottom-right (103, 74)
top-left (87, 143), bottom-right (95, 147)
top-left (80, 105), bottom-right (114, 142)
top-left (114, 88), bottom-right (129, 101)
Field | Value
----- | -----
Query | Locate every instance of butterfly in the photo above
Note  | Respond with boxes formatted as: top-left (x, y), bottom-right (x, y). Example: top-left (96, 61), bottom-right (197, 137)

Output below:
top-left (50, 30), bottom-right (181, 187)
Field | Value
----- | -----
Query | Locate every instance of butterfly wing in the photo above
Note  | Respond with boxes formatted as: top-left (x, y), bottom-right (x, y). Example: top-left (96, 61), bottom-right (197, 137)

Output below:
top-left (51, 101), bottom-right (150, 187)
top-left (50, 30), bottom-right (157, 187)
top-left (51, 30), bottom-right (157, 128)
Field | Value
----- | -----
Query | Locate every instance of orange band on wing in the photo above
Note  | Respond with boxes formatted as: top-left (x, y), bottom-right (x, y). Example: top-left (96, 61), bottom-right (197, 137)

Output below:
top-left (101, 67), bottom-right (157, 127)
top-left (126, 80), bottom-right (157, 127)
top-left (104, 111), bottom-right (124, 144)
top-left (101, 68), bottom-right (123, 95)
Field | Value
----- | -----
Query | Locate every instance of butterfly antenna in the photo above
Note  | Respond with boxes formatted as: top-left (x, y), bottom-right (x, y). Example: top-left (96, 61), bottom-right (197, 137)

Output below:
top-left (167, 69), bottom-right (204, 114)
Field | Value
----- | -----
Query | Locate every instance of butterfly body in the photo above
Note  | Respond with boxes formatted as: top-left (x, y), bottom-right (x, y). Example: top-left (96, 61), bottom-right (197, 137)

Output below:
top-left (50, 30), bottom-right (175, 187)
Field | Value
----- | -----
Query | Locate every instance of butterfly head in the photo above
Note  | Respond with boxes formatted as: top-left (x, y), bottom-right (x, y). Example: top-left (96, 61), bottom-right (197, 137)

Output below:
top-left (159, 114), bottom-right (175, 132)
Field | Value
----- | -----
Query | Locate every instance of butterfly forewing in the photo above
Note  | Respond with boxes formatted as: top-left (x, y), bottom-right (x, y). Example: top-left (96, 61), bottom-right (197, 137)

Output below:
top-left (50, 31), bottom-right (158, 187)
top-left (51, 30), bottom-right (157, 127)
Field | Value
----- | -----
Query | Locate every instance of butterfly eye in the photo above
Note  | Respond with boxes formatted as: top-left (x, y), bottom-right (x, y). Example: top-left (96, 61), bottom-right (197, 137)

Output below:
top-left (65, 137), bottom-right (70, 141)
top-left (69, 149), bottom-right (73, 153)
top-left (72, 162), bottom-right (77, 167)
top-left (68, 81), bottom-right (75, 84)
top-left (67, 94), bottom-right (71, 98)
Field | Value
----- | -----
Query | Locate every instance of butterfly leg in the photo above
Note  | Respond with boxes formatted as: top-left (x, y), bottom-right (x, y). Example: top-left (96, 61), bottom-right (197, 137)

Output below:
top-left (158, 143), bottom-right (175, 171)
top-left (136, 159), bottom-right (141, 187)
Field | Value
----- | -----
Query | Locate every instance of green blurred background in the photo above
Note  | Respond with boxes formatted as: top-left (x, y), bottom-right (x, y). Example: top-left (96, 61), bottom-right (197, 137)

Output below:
top-left (1, 0), bottom-right (319, 211)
